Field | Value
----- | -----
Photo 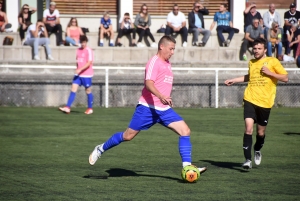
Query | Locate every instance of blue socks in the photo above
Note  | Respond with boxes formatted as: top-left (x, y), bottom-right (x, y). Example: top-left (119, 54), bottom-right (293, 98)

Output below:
top-left (66, 91), bottom-right (76, 107)
top-left (87, 93), bottom-right (93, 108)
top-left (179, 136), bottom-right (192, 167)
top-left (103, 132), bottom-right (124, 152)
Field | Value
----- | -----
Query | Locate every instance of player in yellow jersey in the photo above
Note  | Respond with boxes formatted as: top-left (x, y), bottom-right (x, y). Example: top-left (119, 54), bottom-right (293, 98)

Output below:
top-left (224, 38), bottom-right (288, 169)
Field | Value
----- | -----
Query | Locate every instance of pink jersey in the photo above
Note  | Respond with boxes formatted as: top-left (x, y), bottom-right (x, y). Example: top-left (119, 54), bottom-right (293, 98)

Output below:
top-left (138, 55), bottom-right (173, 111)
top-left (76, 47), bottom-right (94, 77)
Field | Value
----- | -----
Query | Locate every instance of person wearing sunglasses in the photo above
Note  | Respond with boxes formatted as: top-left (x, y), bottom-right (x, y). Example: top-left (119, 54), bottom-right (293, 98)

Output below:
top-left (134, 4), bottom-right (157, 48)
top-left (116, 12), bottom-right (137, 47)
top-left (263, 4), bottom-right (282, 39)
top-left (65, 17), bottom-right (84, 47)
top-left (165, 4), bottom-right (188, 47)
top-left (266, 21), bottom-right (282, 58)
top-left (188, 1), bottom-right (210, 47)
top-left (241, 18), bottom-right (264, 61)
top-left (18, 4), bottom-right (36, 43)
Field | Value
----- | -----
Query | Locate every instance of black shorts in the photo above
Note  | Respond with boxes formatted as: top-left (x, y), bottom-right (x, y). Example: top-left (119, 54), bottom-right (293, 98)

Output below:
top-left (243, 99), bottom-right (271, 126)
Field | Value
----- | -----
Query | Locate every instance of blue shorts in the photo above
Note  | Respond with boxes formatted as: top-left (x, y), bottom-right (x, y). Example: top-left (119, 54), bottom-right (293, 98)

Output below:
top-left (128, 104), bottom-right (183, 131)
top-left (72, 76), bottom-right (92, 88)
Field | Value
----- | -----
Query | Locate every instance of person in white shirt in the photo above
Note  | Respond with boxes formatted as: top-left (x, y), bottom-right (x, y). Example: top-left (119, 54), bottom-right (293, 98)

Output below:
top-left (116, 13), bottom-right (137, 47)
top-left (263, 4), bottom-right (282, 39)
top-left (42, 1), bottom-right (63, 46)
top-left (24, 19), bottom-right (54, 60)
top-left (165, 4), bottom-right (188, 47)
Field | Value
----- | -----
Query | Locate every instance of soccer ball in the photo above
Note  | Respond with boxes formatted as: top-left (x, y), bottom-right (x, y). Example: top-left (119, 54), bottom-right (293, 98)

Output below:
top-left (181, 165), bottom-right (200, 183)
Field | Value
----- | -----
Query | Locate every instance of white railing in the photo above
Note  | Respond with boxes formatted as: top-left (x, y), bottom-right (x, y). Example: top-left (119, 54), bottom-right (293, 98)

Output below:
top-left (0, 64), bottom-right (299, 108)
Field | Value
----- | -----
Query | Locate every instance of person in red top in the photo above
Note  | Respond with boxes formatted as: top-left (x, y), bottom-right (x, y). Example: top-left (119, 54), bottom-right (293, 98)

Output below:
top-left (0, 2), bottom-right (11, 32)
top-left (65, 17), bottom-right (84, 47)
top-left (43, 2), bottom-right (63, 46)
top-left (59, 35), bottom-right (94, 115)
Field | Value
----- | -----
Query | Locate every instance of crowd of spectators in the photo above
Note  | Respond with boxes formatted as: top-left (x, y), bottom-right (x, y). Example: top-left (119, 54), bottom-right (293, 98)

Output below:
top-left (1, 1), bottom-right (300, 62)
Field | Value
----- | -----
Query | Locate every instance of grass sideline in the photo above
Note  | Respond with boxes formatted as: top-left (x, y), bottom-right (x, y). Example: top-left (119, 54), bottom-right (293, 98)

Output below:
top-left (0, 107), bottom-right (299, 201)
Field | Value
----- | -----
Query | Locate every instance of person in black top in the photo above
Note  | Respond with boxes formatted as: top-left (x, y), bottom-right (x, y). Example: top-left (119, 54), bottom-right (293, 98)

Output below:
top-left (244, 3), bottom-right (263, 32)
top-left (283, 3), bottom-right (300, 33)
top-left (18, 4), bottom-right (36, 43)
top-left (286, 23), bottom-right (300, 57)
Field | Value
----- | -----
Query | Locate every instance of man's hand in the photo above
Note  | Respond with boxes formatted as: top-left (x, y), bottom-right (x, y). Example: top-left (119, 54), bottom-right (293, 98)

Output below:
top-left (159, 95), bottom-right (173, 107)
top-left (224, 79), bottom-right (235, 86)
top-left (261, 66), bottom-right (272, 76)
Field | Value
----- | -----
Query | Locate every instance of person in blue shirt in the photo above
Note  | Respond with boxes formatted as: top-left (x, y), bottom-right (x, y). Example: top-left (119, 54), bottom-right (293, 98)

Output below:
top-left (99, 11), bottom-right (114, 47)
top-left (210, 3), bottom-right (235, 47)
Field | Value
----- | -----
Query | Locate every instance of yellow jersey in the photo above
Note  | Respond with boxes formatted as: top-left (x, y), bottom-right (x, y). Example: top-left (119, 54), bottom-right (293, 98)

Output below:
top-left (244, 57), bottom-right (288, 108)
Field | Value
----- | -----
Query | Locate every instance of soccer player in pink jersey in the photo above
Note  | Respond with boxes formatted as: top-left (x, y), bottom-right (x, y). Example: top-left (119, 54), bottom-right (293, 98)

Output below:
top-left (89, 35), bottom-right (207, 174)
top-left (59, 35), bottom-right (94, 114)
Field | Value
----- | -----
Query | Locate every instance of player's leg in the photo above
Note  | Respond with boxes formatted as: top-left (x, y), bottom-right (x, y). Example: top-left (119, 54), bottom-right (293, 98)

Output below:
top-left (253, 107), bottom-right (271, 165)
top-left (99, 27), bottom-right (104, 46)
top-left (89, 104), bottom-right (156, 165)
top-left (59, 77), bottom-right (80, 113)
top-left (161, 108), bottom-right (207, 173)
top-left (242, 100), bottom-right (256, 169)
top-left (82, 77), bottom-right (93, 114)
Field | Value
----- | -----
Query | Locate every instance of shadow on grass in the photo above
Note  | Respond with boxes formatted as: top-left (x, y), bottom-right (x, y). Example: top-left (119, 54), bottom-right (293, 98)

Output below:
top-left (284, 132), bottom-right (300, 135)
top-left (83, 168), bottom-right (185, 182)
top-left (200, 160), bottom-right (249, 173)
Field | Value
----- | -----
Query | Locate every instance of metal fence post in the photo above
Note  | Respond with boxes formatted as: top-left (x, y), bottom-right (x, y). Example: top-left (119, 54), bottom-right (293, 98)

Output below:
top-left (215, 69), bottom-right (219, 108)
top-left (105, 68), bottom-right (109, 108)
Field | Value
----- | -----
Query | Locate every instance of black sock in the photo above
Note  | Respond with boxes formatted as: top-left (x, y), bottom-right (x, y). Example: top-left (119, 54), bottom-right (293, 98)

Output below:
top-left (254, 135), bottom-right (265, 151)
top-left (243, 134), bottom-right (252, 160)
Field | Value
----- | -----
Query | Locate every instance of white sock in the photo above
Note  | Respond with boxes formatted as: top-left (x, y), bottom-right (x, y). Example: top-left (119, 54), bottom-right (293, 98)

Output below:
top-left (100, 39), bottom-right (104, 43)
top-left (110, 39), bottom-right (114, 44)
top-left (182, 162), bottom-right (191, 167)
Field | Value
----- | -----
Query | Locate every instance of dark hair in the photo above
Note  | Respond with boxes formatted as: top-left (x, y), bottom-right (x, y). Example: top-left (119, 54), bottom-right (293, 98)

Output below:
top-left (174, 4), bottom-right (178, 7)
top-left (252, 38), bottom-right (267, 49)
top-left (158, 35), bottom-right (176, 50)
top-left (220, 3), bottom-right (228, 8)
top-left (80, 35), bottom-right (88, 42)
top-left (37, 19), bottom-right (43, 23)
top-left (124, 12), bottom-right (130, 16)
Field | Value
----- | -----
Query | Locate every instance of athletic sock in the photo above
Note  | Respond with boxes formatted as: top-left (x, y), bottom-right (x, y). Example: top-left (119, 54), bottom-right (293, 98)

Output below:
top-left (179, 136), bottom-right (192, 167)
top-left (110, 39), bottom-right (114, 44)
top-left (254, 135), bottom-right (265, 151)
top-left (243, 134), bottom-right (252, 160)
top-left (87, 93), bottom-right (93, 108)
top-left (102, 132), bottom-right (124, 152)
top-left (66, 91), bottom-right (76, 107)
top-left (100, 39), bottom-right (104, 43)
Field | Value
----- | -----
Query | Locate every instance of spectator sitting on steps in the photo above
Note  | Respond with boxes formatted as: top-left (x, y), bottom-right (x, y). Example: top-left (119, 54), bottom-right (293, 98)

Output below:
top-left (241, 18), bottom-right (264, 61)
top-left (65, 17), bottom-right (84, 47)
top-left (188, 1), bottom-right (211, 47)
top-left (0, 2), bottom-right (12, 32)
top-left (43, 1), bottom-right (64, 46)
top-left (243, 2), bottom-right (263, 32)
top-left (18, 4), bottom-right (37, 44)
top-left (99, 11), bottom-right (115, 47)
top-left (134, 4), bottom-right (157, 48)
top-left (210, 3), bottom-right (235, 47)
top-left (116, 13), bottom-right (137, 47)
top-left (24, 19), bottom-right (54, 61)
top-left (266, 21), bottom-right (282, 58)
top-left (165, 4), bottom-right (188, 47)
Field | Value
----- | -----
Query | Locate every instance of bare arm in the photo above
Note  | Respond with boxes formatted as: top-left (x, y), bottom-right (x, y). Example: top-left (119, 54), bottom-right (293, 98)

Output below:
top-left (229, 21), bottom-right (233, 28)
top-left (244, 4), bottom-right (255, 14)
top-left (3, 13), bottom-right (8, 25)
top-left (145, 80), bottom-right (172, 106)
top-left (245, 33), bottom-right (253, 42)
top-left (210, 21), bottom-right (216, 31)
top-left (56, 17), bottom-right (60, 24)
top-left (79, 27), bottom-right (84, 35)
top-left (43, 17), bottom-right (47, 24)
top-left (30, 7), bottom-right (37, 14)
top-left (75, 61), bottom-right (92, 75)
top-left (224, 75), bottom-right (249, 86)
top-left (182, 21), bottom-right (186, 28)
top-left (18, 16), bottom-right (23, 24)
top-left (66, 27), bottom-right (70, 37)
top-left (261, 67), bottom-right (288, 82)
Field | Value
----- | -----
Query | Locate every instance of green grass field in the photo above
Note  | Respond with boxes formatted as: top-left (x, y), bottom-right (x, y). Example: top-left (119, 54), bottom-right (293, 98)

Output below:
top-left (0, 107), bottom-right (300, 201)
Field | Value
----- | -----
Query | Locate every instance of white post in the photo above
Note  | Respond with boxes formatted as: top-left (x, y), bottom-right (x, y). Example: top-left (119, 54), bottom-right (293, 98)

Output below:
top-left (297, 0), bottom-right (300, 11)
top-left (6, 0), bottom-right (19, 32)
top-left (215, 69), bottom-right (219, 109)
top-left (119, 0), bottom-right (133, 21)
top-left (105, 68), bottom-right (109, 108)
top-left (231, 0), bottom-right (246, 33)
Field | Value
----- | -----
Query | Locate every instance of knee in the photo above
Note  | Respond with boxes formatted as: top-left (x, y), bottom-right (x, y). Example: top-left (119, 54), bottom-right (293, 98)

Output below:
top-left (85, 87), bottom-right (92, 94)
top-left (245, 127), bottom-right (253, 134)
top-left (122, 131), bottom-right (135, 141)
top-left (180, 127), bottom-right (191, 137)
